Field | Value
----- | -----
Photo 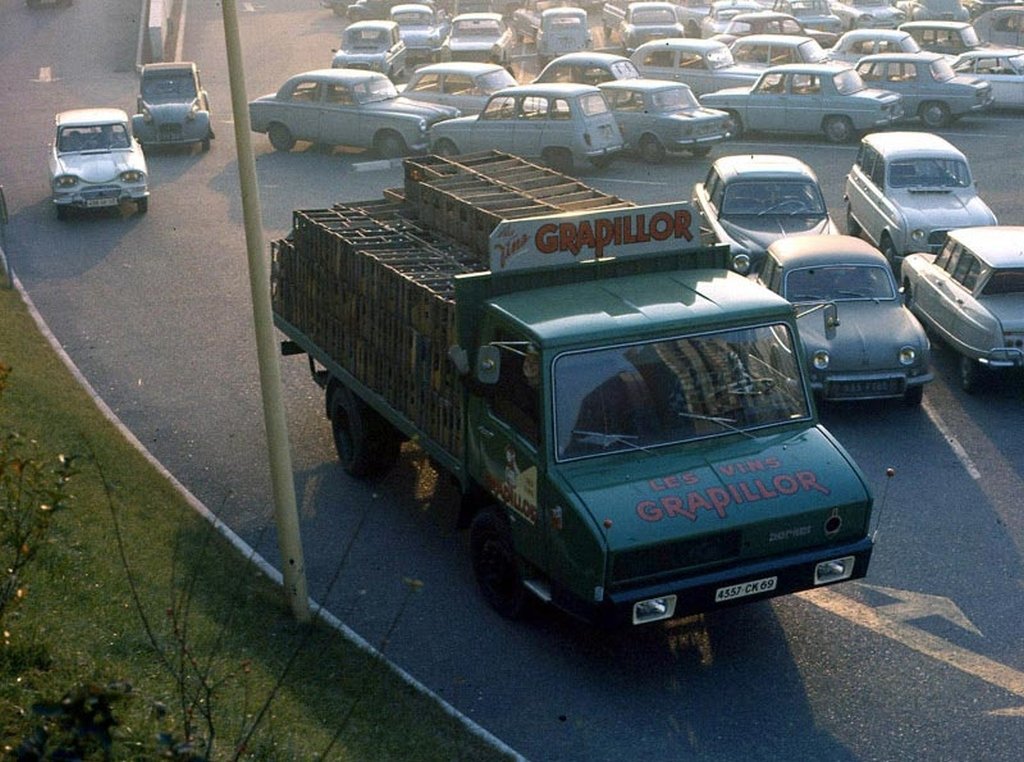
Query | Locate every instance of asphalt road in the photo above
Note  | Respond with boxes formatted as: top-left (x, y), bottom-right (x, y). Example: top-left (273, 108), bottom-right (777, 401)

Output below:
top-left (3, 1), bottom-right (1023, 760)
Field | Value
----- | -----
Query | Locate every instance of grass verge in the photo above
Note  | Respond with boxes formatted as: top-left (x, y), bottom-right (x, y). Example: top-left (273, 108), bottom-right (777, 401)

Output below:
top-left (0, 285), bottom-right (511, 761)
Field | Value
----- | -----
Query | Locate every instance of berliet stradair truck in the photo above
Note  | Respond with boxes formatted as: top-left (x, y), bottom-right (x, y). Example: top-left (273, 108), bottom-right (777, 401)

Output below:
top-left (271, 151), bottom-right (875, 627)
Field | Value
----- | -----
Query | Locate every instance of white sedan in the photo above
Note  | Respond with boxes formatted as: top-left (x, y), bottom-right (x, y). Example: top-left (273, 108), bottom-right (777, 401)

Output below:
top-left (952, 48), bottom-right (1024, 108)
top-left (49, 108), bottom-right (149, 220)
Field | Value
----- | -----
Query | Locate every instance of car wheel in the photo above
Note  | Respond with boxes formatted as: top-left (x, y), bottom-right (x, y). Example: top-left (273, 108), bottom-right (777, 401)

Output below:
top-left (724, 111), bottom-right (743, 139)
top-left (638, 134), bottom-right (666, 164)
top-left (55, 204), bottom-right (69, 221)
top-left (267, 123), bottom-right (295, 152)
top-left (373, 130), bottom-right (408, 158)
top-left (470, 506), bottom-right (530, 620)
top-left (903, 385), bottom-right (924, 407)
top-left (328, 383), bottom-right (401, 479)
top-left (688, 145), bottom-right (712, 158)
top-left (822, 115), bottom-right (855, 144)
top-left (880, 233), bottom-right (898, 270)
top-left (959, 354), bottom-right (985, 394)
top-left (201, 136), bottom-right (211, 152)
top-left (919, 101), bottom-right (951, 128)
top-left (433, 138), bottom-right (459, 156)
top-left (591, 154), bottom-right (615, 170)
top-left (136, 197), bottom-right (148, 214)
top-left (686, 21), bottom-right (701, 37)
top-left (845, 203), bottom-right (861, 237)
top-left (541, 147), bottom-right (573, 174)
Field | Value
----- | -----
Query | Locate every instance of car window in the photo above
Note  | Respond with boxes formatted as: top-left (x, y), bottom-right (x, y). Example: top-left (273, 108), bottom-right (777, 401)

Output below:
top-left (934, 239), bottom-right (958, 271)
top-left (722, 180), bottom-right (826, 216)
top-left (982, 268), bottom-right (1024, 296)
top-left (651, 86), bottom-right (699, 110)
top-left (446, 74), bottom-right (475, 95)
top-left (288, 81), bottom-right (322, 102)
top-left (857, 61), bottom-right (883, 82)
top-left (608, 88), bottom-right (645, 111)
top-left (755, 71), bottom-right (786, 93)
top-left (707, 46), bottom-right (735, 69)
top-left (519, 95), bottom-right (550, 119)
top-left (477, 69), bottom-right (516, 92)
top-left (356, 76), bottom-right (400, 103)
top-left (887, 158), bottom-right (970, 188)
top-left (797, 39), bottom-right (827, 62)
top-left (346, 28), bottom-right (388, 49)
top-left (549, 98), bottom-right (572, 119)
top-left (790, 73), bottom-right (821, 94)
top-left (610, 60), bottom-right (641, 79)
top-left (141, 73), bottom-right (197, 101)
top-left (929, 59), bottom-right (955, 82)
top-left (785, 265), bottom-right (895, 301)
top-left (641, 49), bottom-right (676, 67)
top-left (833, 67), bottom-right (866, 94)
top-left (411, 73), bottom-right (441, 93)
top-left (952, 251), bottom-right (980, 289)
top-left (325, 84), bottom-right (355, 105)
top-left (480, 94), bottom-right (516, 119)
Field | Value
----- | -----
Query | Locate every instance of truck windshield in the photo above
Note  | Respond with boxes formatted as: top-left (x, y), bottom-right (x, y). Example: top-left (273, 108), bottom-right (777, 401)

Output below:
top-left (553, 324), bottom-right (811, 460)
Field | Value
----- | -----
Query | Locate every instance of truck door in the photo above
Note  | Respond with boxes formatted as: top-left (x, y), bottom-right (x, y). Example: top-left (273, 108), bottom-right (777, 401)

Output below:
top-left (468, 330), bottom-right (549, 582)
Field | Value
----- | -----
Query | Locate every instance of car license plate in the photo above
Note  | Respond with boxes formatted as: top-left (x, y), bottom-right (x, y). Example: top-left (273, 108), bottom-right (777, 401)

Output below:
top-left (715, 576), bottom-right (777, 603)
top-left (85, 197), bottom-right (118, 208)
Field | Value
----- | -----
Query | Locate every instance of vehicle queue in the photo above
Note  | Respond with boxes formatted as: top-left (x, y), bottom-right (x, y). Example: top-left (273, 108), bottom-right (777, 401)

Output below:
top-left (45, 0), bottom-right (1024, 400)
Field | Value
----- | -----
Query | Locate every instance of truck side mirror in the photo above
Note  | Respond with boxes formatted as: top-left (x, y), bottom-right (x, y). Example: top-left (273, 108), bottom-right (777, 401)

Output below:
top-left (824, 303), bottom-right (839, 341)
top-left (476, 345), bottom-right (501, 385)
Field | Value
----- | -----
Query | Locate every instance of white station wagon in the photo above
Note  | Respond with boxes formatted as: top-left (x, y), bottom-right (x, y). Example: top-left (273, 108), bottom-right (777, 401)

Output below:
top-left (49, 107), bottom-right (149, 220)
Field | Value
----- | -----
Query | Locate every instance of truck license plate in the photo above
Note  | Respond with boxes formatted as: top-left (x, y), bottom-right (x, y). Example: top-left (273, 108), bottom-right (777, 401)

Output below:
top-left (715, 576), bottom-right (777, 602)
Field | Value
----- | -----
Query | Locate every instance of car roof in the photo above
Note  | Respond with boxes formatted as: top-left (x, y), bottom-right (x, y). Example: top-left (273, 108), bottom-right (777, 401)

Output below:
top-left (861, 130), bottom-right (965, 159)
top-left (287, 68), bottom-right (388, 83)
top-left (493, 82), bottom-right (602, 97)
top-left (412, 61), bottom-right (506, 75)
top-left (541, 5), bottom-right (586, 15)
top-left (545, 51), bottom-right (634, 64)
top-left (140, 62), bottom-right (198, 77)
top-left (761, 61), bottom-right (853, 73)
top-left (452, 11), bottom-right (503, 20)
top-left (391, 3), bottom-right (434, 12)
top-left (956, 47), bottom-right (1024, 59)
top-left (837, 29), bottom-right (912, 42)
top-left (767, 235), bottom-right (888, 268)
top-left (56, 108), bottom-right (130, 126)
top-left (629, 1), bottom-right (679, 9)
top-left (732, 33), bottom-right (819, 45)
top-left (598, 78), bottom-right (690, 92)
top-left (899, 20), bottom-right (972, 30)
top-left (947, 227), bottom-right (1024, 268)
top-left (710, 153), bottom-right (819, 182)
top-left (346, 19), bottom-right (399, 29)
top-left (634, 37), bottom-right (727, 53)
top-left (857, 51), bottom-right (944, 63)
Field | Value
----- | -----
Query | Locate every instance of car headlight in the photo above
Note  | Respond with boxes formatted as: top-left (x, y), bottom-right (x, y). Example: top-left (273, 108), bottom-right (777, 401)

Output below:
top-left (898, 346), bottom-right (916, 366)
top-left (120, 170), bottom-right (145, 183)
top-left (731, 251), bottom-right (751, 274)
top-left (188, 101), bottom-right (200, 120)
top-left (418, 118), bottom-right (428, 133)
top-left (910, 228), bottom-right (926, 242)
top-left (812, 350), bottom-right (830, 370)
top-left (141, 105), bottom-right (154, 123)
top-left (54, 175), bottom-right (79, 188)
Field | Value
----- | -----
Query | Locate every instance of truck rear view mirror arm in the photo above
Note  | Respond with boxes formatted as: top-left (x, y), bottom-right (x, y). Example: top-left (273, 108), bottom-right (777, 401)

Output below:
top-left (476, 345), bottom-right (500, 385)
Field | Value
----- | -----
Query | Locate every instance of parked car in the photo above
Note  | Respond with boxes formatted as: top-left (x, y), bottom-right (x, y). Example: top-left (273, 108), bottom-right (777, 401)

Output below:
top-left (770, 0), bottom-right (844, 35)
top-left (675, 0), bottom-right (717, 38)
top-left (829, 0), bottom-right (907, 31)
top-left (49, 108), bottom-right (149, 219)
top-left (899, 20), bottom-right (988, 55)
top-left (341, 0), bottom-right (411, 21)
top-left (843, 131), bottom-right (998, 266)
top-left (855, 51), bottom-right (994, 125)
top-left (972, 5), bottom-right (1024, 46)
top-left (440, 12), bottom-right (516, 66)
top-left (618, 1), bottom-right (688, 55)
top-left (598, 79), bottom-right (731, 161)
top-left (895, 0), bottom-right (970, 22)
top-left (332, 20), bottom-right (408, 79)
top-left (535, 6), bottom-right (592, 65)
top-left (399, 61), bottom-right (516, 113)
top-left (391, 3), bottom-right (450, 64)
top-left (826, 28), bottom-right (922, 62)
top-left (712, 10), bottom-right (841, 47)
top-left (701, 0), bottom-right (765, 38)
top-left (132, 61), bottom-right (214, 152)
top-left (901, 226), bottom-right (1024, 391)
top-left (630, 38), bottom-right (762, 95)
top-left (428, 82), bottom-right (624, 172)
top-left (952, 47), bottom-right (1024, 107)
top-left (700, 61), bottom-right (905, 142)
top-left (692, 153), bottom-right (839, 275)
top-left (602, 0), bottom-right (631, 36)
top-left (758, 235), bottom-right (932, 404)
top-left (961, 0), bottom-right (1019, 20)
top-left (248, 68), bottom-right (460, 156)
top-left (534, 51), bottom-right (642, 84)
top-left (729, 33), bottom-right (831, 68)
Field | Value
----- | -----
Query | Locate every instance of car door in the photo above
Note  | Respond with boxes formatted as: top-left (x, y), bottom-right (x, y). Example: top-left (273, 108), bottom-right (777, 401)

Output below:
top-left (469, 93), bottom-right (518, 152)
top-left (782, 70), bottom-right (826, 130)
top-left (513, 94), bottom-right (549, 158)
top-left (281, 79), bottom-right (324, 143)
top-left (318, 82), bottom-right (363, 148)
top-left (747, 69), bottom-right (792, 131)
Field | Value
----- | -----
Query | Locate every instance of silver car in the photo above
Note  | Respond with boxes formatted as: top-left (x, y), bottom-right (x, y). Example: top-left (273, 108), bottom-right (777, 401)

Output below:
top-left (391, 3), bottom-right (450, 64)
top-left (952, 48), bottom-right (1024, 108)
top-left (758, 234), bottom-right (932, 405)
top-left (630, 38), bottom-right (762, 95)
top-left (826, 28), bottom-right (922, 63)
top-left (900, 226), bottom-right (1024, 392)
top-left (598, 79), bottom-right (731, 161)
top-left (533, 51), bottom-right (642, 84)
top-left (830, 0), bottom-right (907, 31)
top-left (132, 62), bottom-right (214, 152)
top-left (440, 12), bottom-right (516, 66)
top-left (843, 131), bottom-right (998, 266)
top-left (331, 19), bottom-right (408, 79)
top-left (248, 68), bottom-right (460, 156)
top-left (49, 108), bottom-right (149, 219)
top-left (618, 1), bottom-right (688, 55)
top-left (400, 61), bottom-right (516, 114)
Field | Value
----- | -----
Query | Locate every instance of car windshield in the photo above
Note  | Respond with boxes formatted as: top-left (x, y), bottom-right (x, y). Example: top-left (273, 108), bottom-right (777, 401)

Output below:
top-left (851, 0), bottom-right (888, 5)
top-left (548, 15), bottom-right (584, 28)
top-left (393, 11), bottom-right (431, 25)
top-left (58, 123), bottom-right (131, 152)
top-left (707, 46), bottom-right (736, 69)
top-left (631, 8), bottom-right (677, 23)
top-left (651, 86), bottom-right (700, 111)
top-left (887, 158), bottom-right (970, 188)
top-left (929, 59), bottom-right (956, 81)
top-left (454, 19), bottom-right (501, 36)
top-left (553, 325), bottom-right (811, 460)
top-left (721, 181), bottom-right (827, 216)
top-left (798, 39), bottom-right (828, 63)
top-left (346, 28), bottom-right (388, 49)
top-left (833, 67), bottom-right (867, 94)
top-left (961, 27), bottom-right (982, 47)
top-left (982, 268), bottom-right (1024, 296)
top-left (610, 60), bottom-right (642, 78)
top-left (580, 92), bottom-right (611, 115)
top-left (354, 76), bottom-right (400, 102)
top-left (785, 265), bottom-right (895, 301)
top-left (477, 68), bottom-right (517, 91)
top-left (141, 73), bottom-right (197, 102)
top-left (789, 0), bottom-right (830, 14)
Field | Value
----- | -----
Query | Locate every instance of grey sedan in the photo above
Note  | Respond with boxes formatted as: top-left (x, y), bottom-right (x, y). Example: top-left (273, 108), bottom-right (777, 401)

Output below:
top-left (599, 79), bottom-right (731, 161)
top-left (759, 235), bottom-right (932, 405)
top-left (630, 38), bottom-right (762, 96)
top-left (400, 62), bottom-right (516, 114)
top-left (855, 51), bottom-right (994, 125)
top-left (700, 62), bottom-right (904, 143)
top-left (248, 68), bottom-right (460, 156)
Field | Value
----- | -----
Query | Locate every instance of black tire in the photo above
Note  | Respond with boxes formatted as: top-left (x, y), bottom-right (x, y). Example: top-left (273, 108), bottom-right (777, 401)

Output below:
top-left (903, 384), bottom-right (924, 407)
top-left (590, 154), bottom-right (615, 170)
top-left (638, 134), bottom-right (666, 164)
top-left (328, 385), bottom-right (401, 479)
top-left (688, 145), bottom-right (712, 158)
top-left (919, 101), bottom-right (951, 129)
top-left (433, 137), bottom-right (459, 156)
top-left (469, 506), bottom-right (529, 619)
top-left (373, 130), bottom-right (407, 158)
top-left (541, 147), bottom-right (574, 174)
top-left (268, 123), bottom-right (295, 152)
top-left (958, 354), bottom-right (984, 394)
top-left (845, 203), bottom-right (861, 237)
top-left (724, 111), bottom-right (743, 139)
top-left (823, 115), bottom-right (855, 144)
top-left (136, 197), bottom-right (149, 214)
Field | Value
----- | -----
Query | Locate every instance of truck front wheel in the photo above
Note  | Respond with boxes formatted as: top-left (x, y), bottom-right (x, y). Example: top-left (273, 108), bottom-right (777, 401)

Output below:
top-left (470, 507), bottom-right (529, 619)
top-left (328, 385), bottom-right (401, 479)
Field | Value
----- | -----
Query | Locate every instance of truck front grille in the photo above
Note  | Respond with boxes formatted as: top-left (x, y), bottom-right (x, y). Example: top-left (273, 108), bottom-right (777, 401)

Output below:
top-left (611, 531), bottom-right (741, 584)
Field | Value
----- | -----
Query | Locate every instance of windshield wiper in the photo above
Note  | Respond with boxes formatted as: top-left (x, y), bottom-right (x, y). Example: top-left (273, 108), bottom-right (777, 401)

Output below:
top-left (673, 412), bottom-right (756, 440)
top-left (570, 430), bottom-right (652, 453)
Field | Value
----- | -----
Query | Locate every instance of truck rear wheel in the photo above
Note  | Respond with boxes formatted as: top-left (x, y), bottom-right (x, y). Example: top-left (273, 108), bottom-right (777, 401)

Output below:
top-left (328, 385), bottom-right (401, 479)
top-left (470, 506), bottom-right (529, 619)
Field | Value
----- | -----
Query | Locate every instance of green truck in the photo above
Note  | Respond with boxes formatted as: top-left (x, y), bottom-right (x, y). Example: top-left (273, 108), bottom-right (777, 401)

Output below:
top-left (271, 151), bottom-right (874, 627)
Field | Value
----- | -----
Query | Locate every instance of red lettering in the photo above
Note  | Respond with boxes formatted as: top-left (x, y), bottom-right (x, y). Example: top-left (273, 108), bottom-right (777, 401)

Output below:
top-left (739, 482), bottom-right (761, 502)
top-left (595, 218), bottom-right (615, 253)
top-left (559, 222), bottom-right (579, 256)
top-left (637, 501), bottom-right (662, 522)
top-left (683, 471), bottom-right (700, 485)
top-left (661, 495), bottom-right (688, 519)
top-left (535, 223), bottom-right (558, 254)
top-left (706, 487), bottom-right (731, 517)
top-left (796, 470), bottom-right (830, 495)
top-left (687, 490), bottom-right (711, 515)
top-left (773, 474), bottom-right (799, 495)
top-left (755, 479), bottom-right (778, 499)
top-left (764, 456), bottom-right (781, 469)
top-left (675, 209), bottom-right (693, 241)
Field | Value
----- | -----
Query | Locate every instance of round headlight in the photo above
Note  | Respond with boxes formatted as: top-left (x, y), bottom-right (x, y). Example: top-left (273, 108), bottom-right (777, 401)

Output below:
top-left (55, 175), bottom-right (78, 188)
top-left (898, 346), bottom-right (916, 366)
top-left (120, 170), bottom-right (144, 183)
top-left (911, 229), bottom-right (926, 242)
top-left (731, 252), bottom-right (751, 274)
top-left (812, 350), bottom-right (830, 370)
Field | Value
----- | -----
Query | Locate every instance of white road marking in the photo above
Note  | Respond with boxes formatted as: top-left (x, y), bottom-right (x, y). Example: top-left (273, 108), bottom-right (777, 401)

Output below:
top-left (36, 66), bottom-right (54, 83)
top-left (923, 397), bottom-right (982, 480)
